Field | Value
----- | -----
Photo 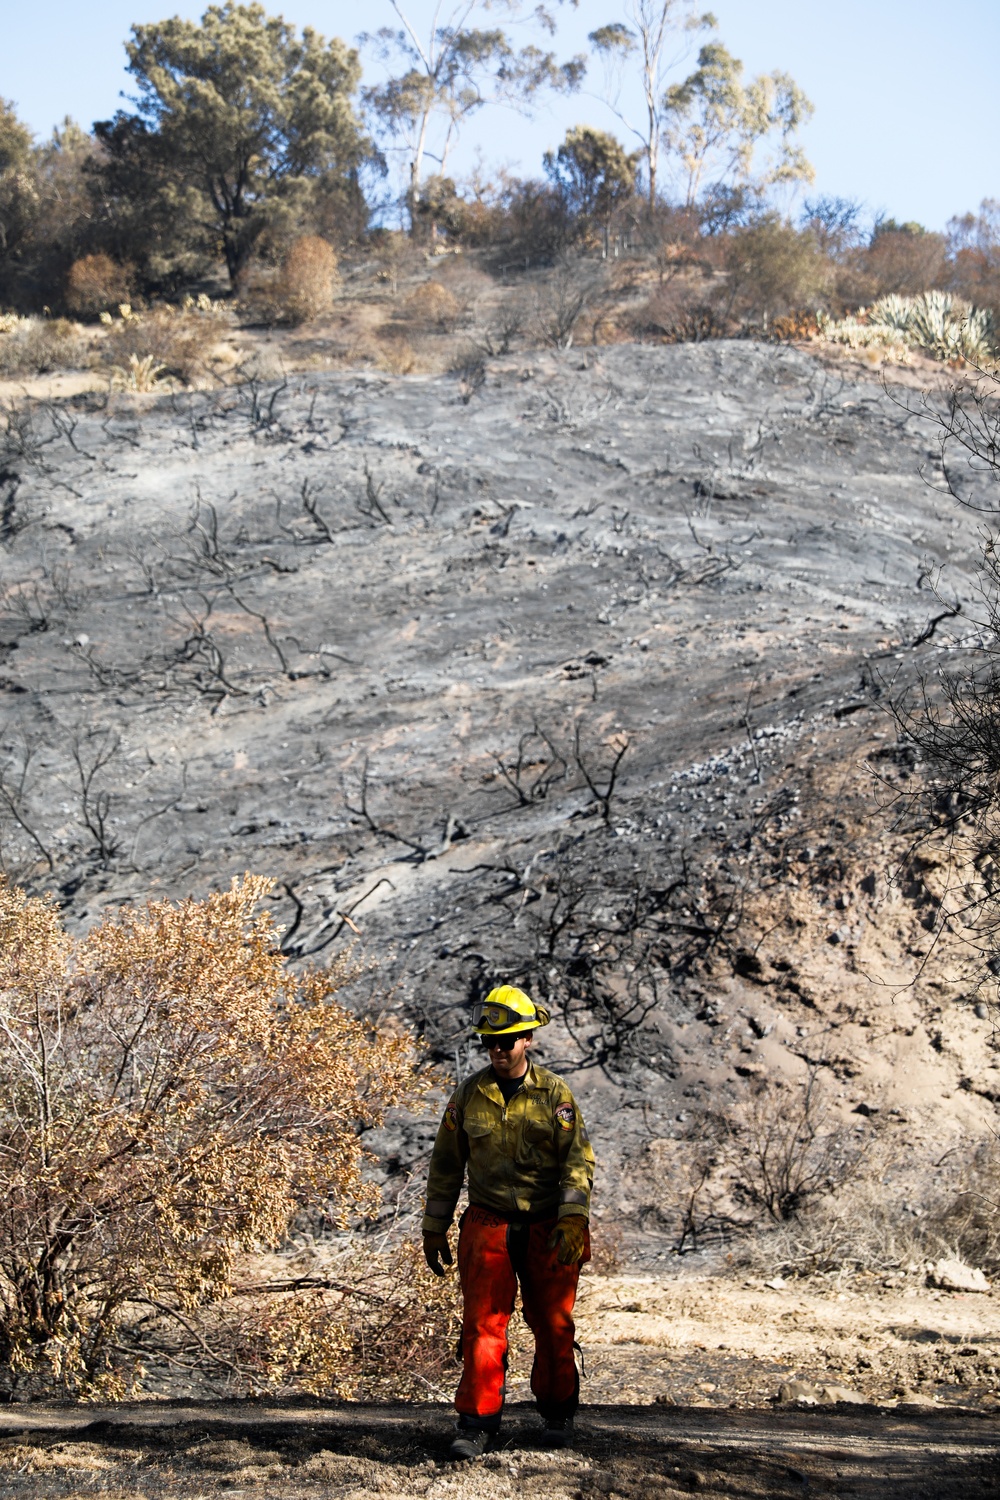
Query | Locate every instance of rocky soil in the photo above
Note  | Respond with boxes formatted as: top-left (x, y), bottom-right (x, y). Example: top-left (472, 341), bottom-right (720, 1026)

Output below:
top-left (0, 1374), bottom-right (996, 1500)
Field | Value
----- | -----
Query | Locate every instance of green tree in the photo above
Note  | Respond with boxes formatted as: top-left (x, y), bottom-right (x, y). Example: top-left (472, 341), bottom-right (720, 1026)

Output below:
top-left (587, 1), bottom-right (714, 210)
top-left (97, 3), bottom-right (371, 286)
top-left (0, 100), bottom-right (36, 275)
top-left (362, 1), bottom-right (585, 227)
top-left (725, 218), bottom-right (826, 327)
top-left (544, 125), bottom-right (639, 232)
top-left (663, 42), bottom-right (813, 212)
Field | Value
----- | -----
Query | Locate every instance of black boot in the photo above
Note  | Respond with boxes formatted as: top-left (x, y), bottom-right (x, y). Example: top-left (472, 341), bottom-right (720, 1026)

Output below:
top-left (450, 1426), bottom-right (491, 1460)
top-left (540, 1415), bottom-right (573, 1449)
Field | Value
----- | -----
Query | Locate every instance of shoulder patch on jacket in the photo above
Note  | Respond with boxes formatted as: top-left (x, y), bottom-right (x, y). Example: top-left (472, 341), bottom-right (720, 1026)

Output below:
top-left (555, 1103), bottom-right (575, 1131)
top-left (443, 1104), bottom-right (458, 1132)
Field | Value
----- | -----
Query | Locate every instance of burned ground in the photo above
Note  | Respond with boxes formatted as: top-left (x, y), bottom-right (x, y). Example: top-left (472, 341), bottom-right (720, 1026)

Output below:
top-left (3, 336), bottom-right (1000, 1488)
top-left (2, 342), bottom-right (995, 1144)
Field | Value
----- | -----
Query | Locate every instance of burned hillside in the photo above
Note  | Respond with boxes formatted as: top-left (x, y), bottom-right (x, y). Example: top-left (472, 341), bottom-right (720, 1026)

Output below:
top-left (1, 340), bottom-right (998, 1224)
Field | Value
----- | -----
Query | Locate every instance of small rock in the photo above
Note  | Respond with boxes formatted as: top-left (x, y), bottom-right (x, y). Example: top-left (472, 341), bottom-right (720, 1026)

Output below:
top-left (927, 1258), bottom-right (991, 1293)
top-left (818, 1384), bottom-right (866, 1405)
top-left (777, 1379), bottom-right (865, 1405)
top-left (896, 1388), bottom-right (936, 1406)
top-left (778, 1379), bottom-right (818, 1404)
top-left (764, 1276), bottom-right (786, 1290)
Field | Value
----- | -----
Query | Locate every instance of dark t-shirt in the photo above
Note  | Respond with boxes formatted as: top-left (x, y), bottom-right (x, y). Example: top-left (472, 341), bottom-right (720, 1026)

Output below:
top-left (491, 1068), bottom-right (528, 1104)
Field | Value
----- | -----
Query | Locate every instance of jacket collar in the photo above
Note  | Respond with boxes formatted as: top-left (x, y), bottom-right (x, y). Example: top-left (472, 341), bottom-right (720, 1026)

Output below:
top-left (476, 1060), bottom-right (546, 1103)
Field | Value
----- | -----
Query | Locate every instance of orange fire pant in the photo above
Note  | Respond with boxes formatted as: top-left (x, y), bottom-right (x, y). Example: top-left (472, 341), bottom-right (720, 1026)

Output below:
top-left (455, 1205), bottom-right (590, 1429)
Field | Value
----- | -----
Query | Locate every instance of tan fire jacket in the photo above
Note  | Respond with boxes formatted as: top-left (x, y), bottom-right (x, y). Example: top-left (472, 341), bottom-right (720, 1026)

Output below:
top-left (422, 1061), bottom-right (595, 1234)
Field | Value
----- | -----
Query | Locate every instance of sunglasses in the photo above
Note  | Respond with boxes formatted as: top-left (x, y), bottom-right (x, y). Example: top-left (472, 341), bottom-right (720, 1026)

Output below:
top-left (480, 1034), bottom-right (523, 1051)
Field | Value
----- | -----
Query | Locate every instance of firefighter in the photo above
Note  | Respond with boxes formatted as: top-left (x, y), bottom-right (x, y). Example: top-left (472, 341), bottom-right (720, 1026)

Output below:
top-left (422, 985), bottom-right (595, 1460)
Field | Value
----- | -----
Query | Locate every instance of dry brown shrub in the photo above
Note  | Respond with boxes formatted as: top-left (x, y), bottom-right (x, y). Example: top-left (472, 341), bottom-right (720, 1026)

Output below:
top-left (199, 1238), bottom-right (461, 1398)
top-left (0, 874), bottom-right (425, 1398)
top-left (864, 227), bottom-right (947, 297)
top-left (725, 222), bottom-right (829, 327)
top-left (400, 281), bottom-right (461, 332)
top-left (100, 304), bottom-right (226, 385)
top-left (65, 254), bottom-right (130, 318)
top-left (769, 310), bottom-right (821, 341)
top-left (376, 333), bottom-right (418, 374)
top-left (277, 235), bottom-right (339, 325)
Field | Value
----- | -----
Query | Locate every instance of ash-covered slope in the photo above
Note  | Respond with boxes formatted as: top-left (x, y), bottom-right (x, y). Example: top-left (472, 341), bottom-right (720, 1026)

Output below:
top-left (2, 341), bottom-right (997, 1208)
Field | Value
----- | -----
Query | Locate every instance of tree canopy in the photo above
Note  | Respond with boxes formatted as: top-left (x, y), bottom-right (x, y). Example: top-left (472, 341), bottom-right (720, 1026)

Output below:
top-left (544, 125), bottom-right (640, 229)
top-left (97, 2), bottom-right (372, 283)
top-left (362, 0), bottom-right (585, 221)
top-left (663, 41), bottom-right (813, 214)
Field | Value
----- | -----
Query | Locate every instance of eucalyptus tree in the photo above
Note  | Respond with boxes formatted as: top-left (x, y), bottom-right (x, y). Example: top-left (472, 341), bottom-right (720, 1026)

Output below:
top-left (663, 42), bottom-right (813, 214)
top-left (587, 0), bottom-right (714, 209)
top-left (544, 125), bottom-right (640, 234)
top-left (362, 0), bottom-right (585, 224)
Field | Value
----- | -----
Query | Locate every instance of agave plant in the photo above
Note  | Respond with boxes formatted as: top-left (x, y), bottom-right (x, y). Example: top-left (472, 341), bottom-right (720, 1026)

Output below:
top-left (866, 294), bottom-right (914, 335)
top-left (909, 292), bottom-right (994, 363)
top-left (821, 291), bottom-right (997, 365)
top-left (111, 353), bottom-right (167, 392)
top-left (866, 291), bottom-right (996, 363)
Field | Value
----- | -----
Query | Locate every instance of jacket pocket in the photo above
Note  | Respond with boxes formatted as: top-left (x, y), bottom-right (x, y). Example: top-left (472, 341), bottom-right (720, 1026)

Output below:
top-left (464, 1114), bottom-right (496, 1139)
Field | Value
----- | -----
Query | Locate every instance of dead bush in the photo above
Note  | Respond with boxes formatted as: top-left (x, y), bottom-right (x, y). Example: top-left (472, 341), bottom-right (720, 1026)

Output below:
top-left (399, 281), bottom-right (461, 333)
top-left (99, 303), bottom-right (226, 384)
top-left (469, 291), bottom-right (530, 355)
top-left (671, 1072), bottom-right (878, 1253)
top-left (0, 874), bottom-right (424, 1398)
top-left (736, 1169), bottom-right (931, 1279)
top-left (530, 259), bottom-right (607, 349)
top-left (931, 1139), bottom-right (1000, 1272)
top-left (65, 254), bottom-right (131, 318)
top-left (277, 235), bottom-right (339, 325)
top-left (0, 316), bottom-right (83, 376)
top-left (635, 277), bottom-right (731, 343)
top-left (188, 1238), bottom-right (461, 1398)
top-left (711, 1072), bottom-right (875, 1222)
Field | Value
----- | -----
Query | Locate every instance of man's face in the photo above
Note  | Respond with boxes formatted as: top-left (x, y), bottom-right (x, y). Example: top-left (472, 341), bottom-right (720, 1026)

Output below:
top-left (484, 1032), bottom-right (532, 1078)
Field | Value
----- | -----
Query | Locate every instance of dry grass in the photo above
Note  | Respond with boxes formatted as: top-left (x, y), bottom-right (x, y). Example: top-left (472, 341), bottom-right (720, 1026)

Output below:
top-left (98, 304), bottom-right (229, 385)
top-left (0, 317), bottom-right (84, 376)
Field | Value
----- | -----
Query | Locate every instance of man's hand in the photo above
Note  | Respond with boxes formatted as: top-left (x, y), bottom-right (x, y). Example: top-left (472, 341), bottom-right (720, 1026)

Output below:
top-left (547, 1216), bottom-right (588, 1266)
top-left (422, 1231), bottom-right (453, 1277)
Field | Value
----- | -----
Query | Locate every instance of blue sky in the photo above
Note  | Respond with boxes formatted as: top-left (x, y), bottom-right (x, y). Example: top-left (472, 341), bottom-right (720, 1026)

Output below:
top-left (2, 0), bottom-right (995, 231)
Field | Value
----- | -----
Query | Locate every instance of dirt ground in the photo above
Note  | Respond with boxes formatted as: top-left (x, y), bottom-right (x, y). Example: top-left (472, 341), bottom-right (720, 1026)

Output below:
top-left (0, 1394), bottom-right (994, 1499)
top-left (0, 1272), bottom-right (996, 1498)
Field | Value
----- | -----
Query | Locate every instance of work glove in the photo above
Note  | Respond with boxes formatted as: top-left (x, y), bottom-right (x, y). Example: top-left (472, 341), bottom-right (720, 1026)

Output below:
top-left (422, 1230), bottom-right (453, 1277)
top-left (547, 1216), bottom-right (588, 1266)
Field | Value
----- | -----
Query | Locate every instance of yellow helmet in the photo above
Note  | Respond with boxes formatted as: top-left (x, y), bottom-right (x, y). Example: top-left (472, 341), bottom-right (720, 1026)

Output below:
top-left (473, 984), bottom-right (551, 1036)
